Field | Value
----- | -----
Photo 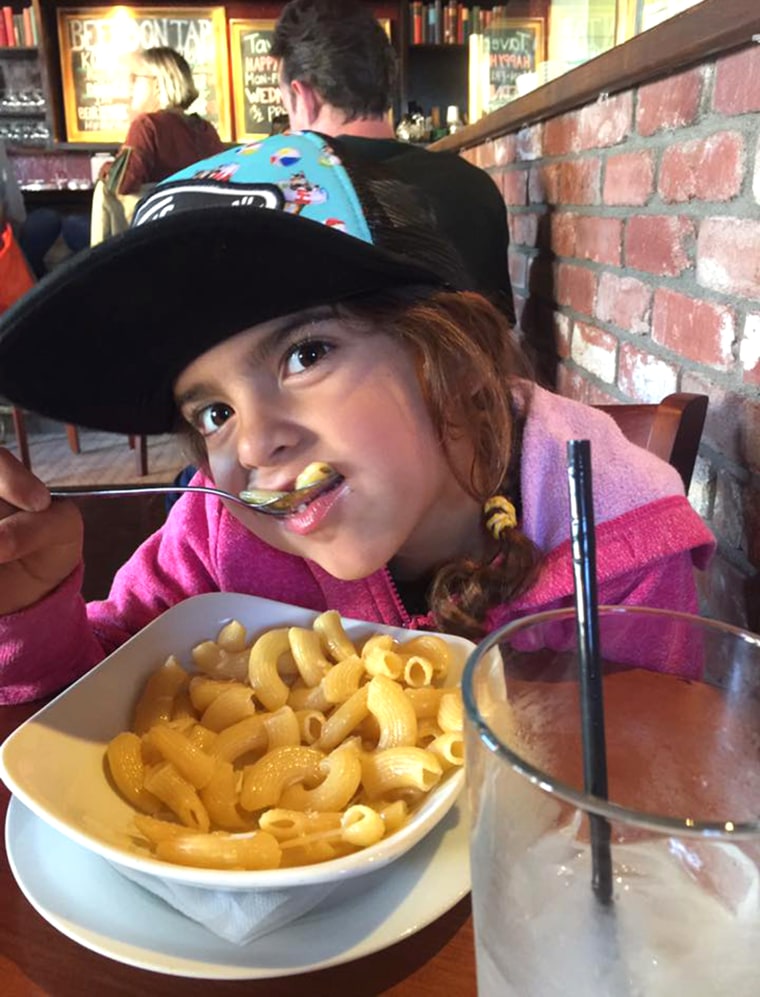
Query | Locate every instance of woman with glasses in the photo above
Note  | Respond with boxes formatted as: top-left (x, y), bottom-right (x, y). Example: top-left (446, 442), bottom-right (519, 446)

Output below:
top-left (101, 46), bottom-right (224, 197)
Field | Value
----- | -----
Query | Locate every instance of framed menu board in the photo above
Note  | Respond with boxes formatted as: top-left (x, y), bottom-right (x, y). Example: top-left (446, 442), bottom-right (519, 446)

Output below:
top-left (229, 19), bottom-right (287, 142)
top-left (486, 18), bottom-right (544, 110)
top-left (57, 6), bottom-right (231, 143)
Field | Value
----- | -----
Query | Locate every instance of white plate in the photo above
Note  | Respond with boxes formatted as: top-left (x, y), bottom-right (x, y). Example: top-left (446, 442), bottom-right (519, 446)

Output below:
top-left (0, 592), bottom-right (469, 891)
top-left (6, 794), bottom-right (470, 980)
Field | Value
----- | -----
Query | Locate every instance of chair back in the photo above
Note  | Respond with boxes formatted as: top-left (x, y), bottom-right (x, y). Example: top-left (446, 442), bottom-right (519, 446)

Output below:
top-left (595, 392), bottom-right (708, 492)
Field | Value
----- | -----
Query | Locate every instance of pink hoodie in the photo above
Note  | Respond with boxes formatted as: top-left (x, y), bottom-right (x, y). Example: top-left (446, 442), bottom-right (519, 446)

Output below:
top-left (0, 386), bottom-right (714, 704)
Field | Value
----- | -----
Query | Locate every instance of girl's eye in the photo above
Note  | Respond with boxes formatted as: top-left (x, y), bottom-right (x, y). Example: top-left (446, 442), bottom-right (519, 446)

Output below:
top-left (194, 402), bottom-right (234, 437)
top-left (283, 338), bottom-right (331, 376)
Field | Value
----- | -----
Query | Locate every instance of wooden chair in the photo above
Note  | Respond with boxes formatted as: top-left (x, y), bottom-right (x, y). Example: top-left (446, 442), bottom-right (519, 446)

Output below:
top-left (4, 406), bottom-right (149, 477)
top-left (595, 392), bottom-right (708, 492)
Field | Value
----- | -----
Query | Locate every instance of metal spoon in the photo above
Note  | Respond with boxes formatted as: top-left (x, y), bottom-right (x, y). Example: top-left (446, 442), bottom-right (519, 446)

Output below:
top-left (49, 471), bottom-right (344, 518)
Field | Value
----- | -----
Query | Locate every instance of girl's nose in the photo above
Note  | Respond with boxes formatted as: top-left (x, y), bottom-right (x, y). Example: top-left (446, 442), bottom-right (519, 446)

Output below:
top-left (233, 398), bottom-right (302, 472)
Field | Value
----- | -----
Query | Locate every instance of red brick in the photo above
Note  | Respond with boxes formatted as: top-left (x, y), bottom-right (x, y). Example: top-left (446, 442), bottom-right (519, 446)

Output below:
top-left (741, 314), bottom-right (760, 386)
top-left (550, 211), bottom-right (577, 258)
top-left (516, 125), bottom-right (543, 162)
top-left (571, 321), bottom-right (617, 382)
top-left (574, 217), bottom-right (622, 266)
top-left (553, 311), bottom-right (572, 359)
top-left (494, 134), bottom-right (517, 166)
top-left (509, 211), bottom-right (539, 248)
top-left (544, 113), bottom-right (579, 157)
top-left (617, 343), bottom-right (678, 402)
top-left (576, 92), bottom-right (633, 151)
top-left (527, 256), bottom-right (554, 302)
top-left (587, 383), bottom-right (620, 404)
top-left (625, 215), bottom-right (695, 276)
top-left (466, 142), bottom-right (496, 170)
top-left (713, 472), bottom-right (749, 557)
top-left (697, 218), bottom-right (760, 298)
top-left (558, 157), bottom-right (601, 205)
top-left (636, 67), bottom-right (704, 136)
top-left (595, 272), bottom-right (651, 333)
top-left (651, 289), bottom-right (735, 368)
top-left (529, 163), bottom-right (560, 204)
top-left (681, 375), bottom-right (745, 467)
top-left (714, 45), bottom-right (760, 115)
top-left (508, 248), bottom-right (528, 291)
top-left (500, 167), bottom-right (528, 206)
top-left (555, 367), bottom-right (599, 405)
top-left (603, 151), bottom-right (655, 206)
top-left (556, 263), bottom-right (596, 316)
top-left (558, 366), bottom-right (618, 405)
top-left (658, 132), bottom-right (743, 203)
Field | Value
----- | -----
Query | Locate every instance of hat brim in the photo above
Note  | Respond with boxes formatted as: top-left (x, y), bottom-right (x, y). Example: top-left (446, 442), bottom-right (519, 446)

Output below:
top-left (0, 207), bottom-right (446, 435)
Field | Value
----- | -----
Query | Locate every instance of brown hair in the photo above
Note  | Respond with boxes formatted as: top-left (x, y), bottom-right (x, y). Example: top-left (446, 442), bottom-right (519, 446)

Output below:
top-left (339, 287), bottom-right (542, 639)
top-left (180, 286), bottom-right (543, 639)
top-left (271, 0), bottom-right (397, 122)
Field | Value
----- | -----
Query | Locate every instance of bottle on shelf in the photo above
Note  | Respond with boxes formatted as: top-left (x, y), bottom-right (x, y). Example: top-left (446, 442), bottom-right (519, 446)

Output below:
top-left (396, 100), bottom-right (430, 143)
top-left (446, 104), bottom-right (463, 134)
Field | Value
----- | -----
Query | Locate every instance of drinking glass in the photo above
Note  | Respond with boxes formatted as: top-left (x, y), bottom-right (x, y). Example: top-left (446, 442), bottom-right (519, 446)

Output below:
top-left (462, 605), bottom-right (760, 996)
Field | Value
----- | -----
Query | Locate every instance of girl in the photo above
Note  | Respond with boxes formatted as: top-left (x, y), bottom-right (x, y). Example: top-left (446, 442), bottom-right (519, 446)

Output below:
top-left (0, 131), bottom-right (714, 704)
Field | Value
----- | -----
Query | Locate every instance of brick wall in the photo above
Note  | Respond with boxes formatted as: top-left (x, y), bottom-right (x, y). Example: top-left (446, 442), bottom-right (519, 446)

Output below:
top-left (462, 43), bottom-right (760, 631)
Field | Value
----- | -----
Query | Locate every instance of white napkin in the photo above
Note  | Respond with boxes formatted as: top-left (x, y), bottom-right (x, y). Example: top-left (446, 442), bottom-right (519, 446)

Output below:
top-left (112, 864), bottom-right (337, 945)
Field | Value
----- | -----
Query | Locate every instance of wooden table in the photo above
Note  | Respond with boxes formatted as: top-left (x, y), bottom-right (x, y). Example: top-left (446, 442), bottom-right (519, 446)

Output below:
top-left (0, 701), bottom-right (478, 997)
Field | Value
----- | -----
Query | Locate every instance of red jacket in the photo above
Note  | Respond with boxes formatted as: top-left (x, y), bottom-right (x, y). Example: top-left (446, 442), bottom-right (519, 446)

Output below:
top-left (115, 109), bottom-right (224, 195)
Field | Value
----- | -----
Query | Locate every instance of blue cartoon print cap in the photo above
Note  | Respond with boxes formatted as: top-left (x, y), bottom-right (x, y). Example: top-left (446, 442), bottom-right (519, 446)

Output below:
top-left (134, 131), bottom-right (375, 243)
top-left (0, 131), bottom-right (470, 435)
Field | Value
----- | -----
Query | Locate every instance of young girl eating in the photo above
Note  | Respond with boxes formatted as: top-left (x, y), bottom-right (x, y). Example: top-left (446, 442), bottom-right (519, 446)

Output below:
top-left (0, 131), bottom-right (714, 704)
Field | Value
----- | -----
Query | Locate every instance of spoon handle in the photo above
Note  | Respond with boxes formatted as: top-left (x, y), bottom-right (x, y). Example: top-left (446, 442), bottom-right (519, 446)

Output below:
top-left (48, 484), bottom-right (249, 508)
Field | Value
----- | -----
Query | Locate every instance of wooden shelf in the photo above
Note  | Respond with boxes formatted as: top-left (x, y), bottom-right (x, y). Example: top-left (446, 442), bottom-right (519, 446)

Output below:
top-left (0, 108), bottom-right (46, 117)
top-left (408, 43), bottom-right (467, 50)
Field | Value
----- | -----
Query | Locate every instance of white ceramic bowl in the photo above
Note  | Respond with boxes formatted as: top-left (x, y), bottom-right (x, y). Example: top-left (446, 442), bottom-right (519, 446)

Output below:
top-left (1, 593), bottom-right (470, 892)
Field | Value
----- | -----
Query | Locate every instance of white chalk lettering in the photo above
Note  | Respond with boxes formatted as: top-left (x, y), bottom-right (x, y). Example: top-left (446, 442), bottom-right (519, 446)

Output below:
top-left (242, 32), bottom-right (271, 56)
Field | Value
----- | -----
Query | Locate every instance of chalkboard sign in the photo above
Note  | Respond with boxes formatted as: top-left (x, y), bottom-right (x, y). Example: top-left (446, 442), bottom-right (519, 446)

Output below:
top-left (229, 20), bottom-right (287, 141)
top-left (487, 18), bottom-right (544, 111)
top-left (57, 6), bottom-right (231, 143)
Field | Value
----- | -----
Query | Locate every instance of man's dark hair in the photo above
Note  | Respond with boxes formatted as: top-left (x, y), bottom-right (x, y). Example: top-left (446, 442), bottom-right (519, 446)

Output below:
top-left (271, 0), bottom-right (398, 121)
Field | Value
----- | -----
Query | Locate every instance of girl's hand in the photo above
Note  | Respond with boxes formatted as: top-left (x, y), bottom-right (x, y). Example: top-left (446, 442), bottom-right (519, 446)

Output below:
top-left (0, 448), bottom-right (84, 615)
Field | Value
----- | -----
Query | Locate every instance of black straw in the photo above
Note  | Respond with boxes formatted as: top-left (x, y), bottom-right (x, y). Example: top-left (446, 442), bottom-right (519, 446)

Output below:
top-left (566, 439), bottom-right (613, 905)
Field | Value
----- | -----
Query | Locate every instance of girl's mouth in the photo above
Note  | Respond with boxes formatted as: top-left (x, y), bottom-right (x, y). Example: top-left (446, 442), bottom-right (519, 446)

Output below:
top-left (281, 478), bottom-right (349, 536)
top-left (239, 463), bottom-right (344, 518)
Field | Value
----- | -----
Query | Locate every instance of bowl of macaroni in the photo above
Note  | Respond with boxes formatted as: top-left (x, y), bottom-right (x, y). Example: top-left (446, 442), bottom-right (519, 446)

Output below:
top-left (1, 593), bottom-right (470, 895)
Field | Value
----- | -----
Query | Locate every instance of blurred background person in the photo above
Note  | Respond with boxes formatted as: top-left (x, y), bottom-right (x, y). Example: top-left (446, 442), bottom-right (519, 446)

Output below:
top-left (0, 139), bottom-right (34, 313)
top-left (92, 46), bottom-right (225, 244)
top-left (271, 0), bottom-right (516, 326)
top-left (101, 45), bottom-right (224, 196)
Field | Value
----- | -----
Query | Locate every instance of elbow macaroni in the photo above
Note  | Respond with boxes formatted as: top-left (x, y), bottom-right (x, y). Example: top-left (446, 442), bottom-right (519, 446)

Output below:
top-left (106, 610), bottom-right (463, 871)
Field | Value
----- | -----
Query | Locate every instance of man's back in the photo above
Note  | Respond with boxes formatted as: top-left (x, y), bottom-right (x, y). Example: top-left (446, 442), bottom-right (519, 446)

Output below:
top-left (272, 0), bottom-right (515, 325)
top-left (337, 136), bottom-right (515, 324)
